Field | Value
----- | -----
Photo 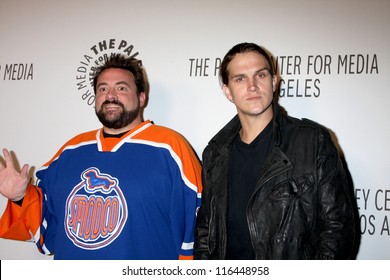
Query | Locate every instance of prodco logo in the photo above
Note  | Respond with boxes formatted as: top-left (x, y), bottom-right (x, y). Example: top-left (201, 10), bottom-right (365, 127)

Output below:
top-left (75, 39), bottom-right (140, 106)
top-left (65, 167), bottom-right (128, 250)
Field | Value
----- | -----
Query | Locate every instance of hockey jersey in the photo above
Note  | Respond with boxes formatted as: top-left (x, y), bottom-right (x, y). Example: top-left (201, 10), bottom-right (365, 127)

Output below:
top-left (0, 120), bottom-right (202, 260)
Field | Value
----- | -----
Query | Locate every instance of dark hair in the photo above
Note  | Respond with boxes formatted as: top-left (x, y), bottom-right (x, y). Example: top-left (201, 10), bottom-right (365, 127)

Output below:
top-left (219, 42), bottom-right (275, 85)
top-left (92, 54), bottom-right (146, 94)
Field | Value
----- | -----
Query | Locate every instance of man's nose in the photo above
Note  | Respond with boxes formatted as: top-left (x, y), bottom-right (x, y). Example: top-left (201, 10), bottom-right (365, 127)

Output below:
top-left (248, 79), bottom-right (258, 92)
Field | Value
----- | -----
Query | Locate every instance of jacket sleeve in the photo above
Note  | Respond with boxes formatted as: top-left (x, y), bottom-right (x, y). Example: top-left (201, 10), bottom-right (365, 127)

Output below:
top-left (315, 130), bottom-right (355, 259)
top-left (0, 184), bottom-right (43, 242)
top-left (194, 147), bottom-right (212, 260)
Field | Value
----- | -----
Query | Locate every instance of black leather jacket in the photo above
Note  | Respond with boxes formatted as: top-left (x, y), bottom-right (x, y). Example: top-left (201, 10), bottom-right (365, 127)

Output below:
top-left (194, 104), bottom-right (355, 259)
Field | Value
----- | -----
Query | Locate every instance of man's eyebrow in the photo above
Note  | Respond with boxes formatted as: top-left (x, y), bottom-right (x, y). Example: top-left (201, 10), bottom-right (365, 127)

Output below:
top-left (115, 81), bottom-right (131, 86)
top-left (97, 81), bottom-right (131, 87)
top-left (231, 73), bottom-right (245, 79)
top-left (256, 67), bottom-right (270, 73)
top-left (96, 81), bottom-right (108, 88)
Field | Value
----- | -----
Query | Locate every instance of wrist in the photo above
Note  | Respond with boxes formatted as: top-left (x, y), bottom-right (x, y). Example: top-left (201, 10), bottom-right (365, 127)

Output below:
top-left (11, 193), bottom-right (25, 202)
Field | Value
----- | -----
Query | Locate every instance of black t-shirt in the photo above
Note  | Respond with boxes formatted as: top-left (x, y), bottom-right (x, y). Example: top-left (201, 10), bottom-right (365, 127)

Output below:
top-left (226, 121), bottom-right (273, 260)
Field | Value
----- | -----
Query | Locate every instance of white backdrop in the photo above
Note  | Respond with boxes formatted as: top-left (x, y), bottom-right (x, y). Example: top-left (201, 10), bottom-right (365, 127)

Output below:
top-left (0, 0), bottom-right (389, 260)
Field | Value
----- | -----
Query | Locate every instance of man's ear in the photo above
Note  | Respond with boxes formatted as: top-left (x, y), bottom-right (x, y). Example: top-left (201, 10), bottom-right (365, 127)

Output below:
top-left (139, 92), bottom-right (147, 107)
top-left (222, 84), bottom-right (233, 102)
top-left (272, 75), bottom-right (277, 93)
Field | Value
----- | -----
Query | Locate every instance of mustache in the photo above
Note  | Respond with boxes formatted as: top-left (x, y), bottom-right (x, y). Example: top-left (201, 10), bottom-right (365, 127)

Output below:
top-left (102, 100), bottom-right (124, 106)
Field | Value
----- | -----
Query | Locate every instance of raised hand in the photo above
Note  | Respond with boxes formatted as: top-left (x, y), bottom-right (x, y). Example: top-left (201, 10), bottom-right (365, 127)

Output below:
top-left (0, 148), bottom-right (29, 201)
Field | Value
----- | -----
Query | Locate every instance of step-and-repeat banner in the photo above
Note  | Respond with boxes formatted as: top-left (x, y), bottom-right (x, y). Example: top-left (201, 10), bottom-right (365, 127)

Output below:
top-left (0, 0), bottom-right (389, 260)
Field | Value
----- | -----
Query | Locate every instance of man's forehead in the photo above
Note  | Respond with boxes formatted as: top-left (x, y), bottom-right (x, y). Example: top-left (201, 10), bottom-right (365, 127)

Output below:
top-left (228, 53), bottom-right (269, 75)
top-left (230, 52), bottom-right (267, 65)
top-left (98, 68), bottom-right (134, 79)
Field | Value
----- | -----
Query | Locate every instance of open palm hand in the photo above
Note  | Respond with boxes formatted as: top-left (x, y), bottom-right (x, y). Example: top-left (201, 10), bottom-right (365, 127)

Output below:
top-left (0, 148), bottom-right (29, 201)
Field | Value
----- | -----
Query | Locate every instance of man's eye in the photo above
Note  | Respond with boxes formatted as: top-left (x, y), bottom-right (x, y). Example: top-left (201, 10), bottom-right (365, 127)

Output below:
top-left (117, 86), bottom-right (129, 92)
top-left (258, 70), bottom-right (270, 78)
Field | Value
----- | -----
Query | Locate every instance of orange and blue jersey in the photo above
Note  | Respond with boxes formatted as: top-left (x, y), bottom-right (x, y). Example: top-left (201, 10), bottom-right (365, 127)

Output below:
top-left (0, 120), bottom-right (202, 259)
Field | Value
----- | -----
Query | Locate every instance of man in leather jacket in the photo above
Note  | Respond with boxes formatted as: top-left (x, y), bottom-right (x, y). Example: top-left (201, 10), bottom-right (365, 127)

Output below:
top-left (194, 42), bottom-right (355, 260)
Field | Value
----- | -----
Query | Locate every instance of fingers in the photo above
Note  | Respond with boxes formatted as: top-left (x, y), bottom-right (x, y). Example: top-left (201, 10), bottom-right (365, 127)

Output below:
top-left (0, 149), bottom-right (30, 201)
top-left (1, 148), bottom-right (27, 174)
top-left (1, 148), bottom-right (14, 172)
top-left (2, 148), bottom-right (15, 168)
top-left (0, 148), bottom-right (9, 171)
top-left (2, 148), bottom-right (10, 157)
top-left (21, 163), bottom-right (30, 179)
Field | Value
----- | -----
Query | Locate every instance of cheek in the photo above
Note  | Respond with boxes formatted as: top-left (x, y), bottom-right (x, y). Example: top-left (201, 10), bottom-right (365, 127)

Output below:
top-left (259, 81), bottom-right (274, 92)
top-left (225, 84), bottom-right (242, 97)
top-left (125, 95), bottom-right (140, 105)
top-left (95, 95), bottom-right (106, 107)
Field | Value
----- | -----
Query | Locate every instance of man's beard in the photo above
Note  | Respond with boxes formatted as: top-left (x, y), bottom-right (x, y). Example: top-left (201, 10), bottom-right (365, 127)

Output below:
top-left (95, 100), bottom-right (140, 129)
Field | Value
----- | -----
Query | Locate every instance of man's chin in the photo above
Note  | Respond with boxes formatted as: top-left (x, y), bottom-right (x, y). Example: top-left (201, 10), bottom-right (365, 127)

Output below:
top-left (104, 112), bottom-right (122, 120)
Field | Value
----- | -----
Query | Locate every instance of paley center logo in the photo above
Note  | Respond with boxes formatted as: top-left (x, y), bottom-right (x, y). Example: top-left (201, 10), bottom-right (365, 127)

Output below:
top-left (64, 167), bottom-right (128, 250)
top-left (75, 38), bottom-right (140, 106)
